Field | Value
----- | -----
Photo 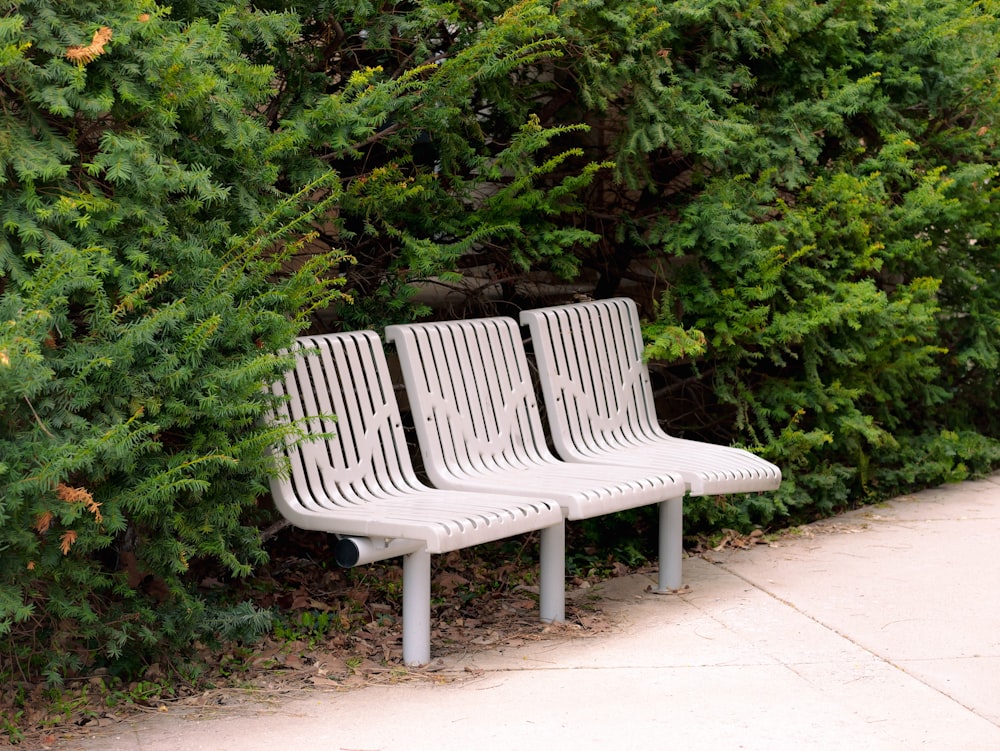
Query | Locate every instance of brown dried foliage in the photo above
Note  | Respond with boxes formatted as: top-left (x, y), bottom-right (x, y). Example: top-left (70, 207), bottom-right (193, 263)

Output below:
top-left (65, 26), bottom-right (112, 65)
top-left (57, 482), bottom-right (102, 523)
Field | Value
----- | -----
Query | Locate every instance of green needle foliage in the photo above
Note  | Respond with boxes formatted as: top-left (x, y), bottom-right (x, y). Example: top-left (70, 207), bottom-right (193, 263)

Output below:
top-left (610, 0), bottom-right (1000, 524)
top-left (245, 0), bottom-right (1000, 527)
top-left (5, 0), bottom-right (1000, 696)
top-left (244, 0), bottom-right (615, 327)
top-left (0, 0), bottom-right (348, 683)
top-left (0, 0), bottom-right (614, 687)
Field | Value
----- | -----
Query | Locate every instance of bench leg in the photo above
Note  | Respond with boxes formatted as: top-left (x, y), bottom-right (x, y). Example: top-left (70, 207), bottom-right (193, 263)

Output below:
top-left (402, 548), bottom-right (432, 666)
top-left (539, 522), bottom-right (566, 623)
top-left (656, 496), bottom-right (684, 593)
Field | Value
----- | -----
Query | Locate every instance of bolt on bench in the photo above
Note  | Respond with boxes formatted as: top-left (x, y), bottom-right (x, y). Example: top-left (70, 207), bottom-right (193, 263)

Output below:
top-left (266, 330), bottom-right (564, 665)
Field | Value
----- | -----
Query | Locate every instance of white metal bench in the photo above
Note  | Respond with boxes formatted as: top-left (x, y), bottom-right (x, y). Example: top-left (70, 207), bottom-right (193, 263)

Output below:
top-left (266, 330), bottom-right (565, 665)
top-left (519, 297), bottom-right (782, 496)
top-left (384, 317), bottom-right (687, 601)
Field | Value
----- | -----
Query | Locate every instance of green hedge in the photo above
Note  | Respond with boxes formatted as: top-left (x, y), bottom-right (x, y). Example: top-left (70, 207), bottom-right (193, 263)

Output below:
top-left (622, 1), bottom-right (1000, 521)
top-left (4, 0), bottom-right (1000, 686)
top-left (0, 0), bottom-right (347, 682)
top-left (251, 0), bottom-right (1000, 522)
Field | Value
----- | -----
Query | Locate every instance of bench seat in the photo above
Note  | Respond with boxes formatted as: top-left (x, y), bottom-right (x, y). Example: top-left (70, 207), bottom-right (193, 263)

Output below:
top-left (519, 297), bottom-right (782, 496)
top-left (266, 330), bottom-right (564, 665)
top-left (385, 317), bottom-right (686, 600)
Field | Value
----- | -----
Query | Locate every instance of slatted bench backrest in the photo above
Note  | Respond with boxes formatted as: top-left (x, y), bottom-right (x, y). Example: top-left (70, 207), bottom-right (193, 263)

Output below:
top-left (385, 316), bottom-right (555, 482)
top-left (521, 297), bottom-right (661, 456)
top-left (268, 330), bottom-right (420, 516)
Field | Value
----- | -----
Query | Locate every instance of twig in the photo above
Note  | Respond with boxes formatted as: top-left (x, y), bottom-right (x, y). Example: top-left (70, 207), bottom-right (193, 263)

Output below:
top-left (23, 396), bottom-right (54, 437)
top-left (260, 519), bottom-right (291, 542)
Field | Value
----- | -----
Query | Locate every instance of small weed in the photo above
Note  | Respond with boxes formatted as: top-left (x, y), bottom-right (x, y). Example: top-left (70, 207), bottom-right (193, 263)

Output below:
top-left (273, 610), bottom-right (335, 648)
top-left (0, 710), bottom-right (25, 745)
top-left (217, 647), bottom-right (256, 679)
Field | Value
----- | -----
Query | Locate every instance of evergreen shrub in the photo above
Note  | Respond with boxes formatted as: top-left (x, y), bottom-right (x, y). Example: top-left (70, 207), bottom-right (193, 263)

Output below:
top-left (6, 0), bottom-right (1000, 691)
top-left (624, 0), bottom-right (1000, 522)
top-left (270, 0), bottom-right (1000, 529)
top-left (0, 0), bottom-right (347, 682)
top-left (0, 0), bottom-right (610, 685)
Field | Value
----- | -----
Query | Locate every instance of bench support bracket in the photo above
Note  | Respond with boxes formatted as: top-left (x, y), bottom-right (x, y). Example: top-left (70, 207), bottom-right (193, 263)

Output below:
top-left (335, 536), bottom-right (424, 568)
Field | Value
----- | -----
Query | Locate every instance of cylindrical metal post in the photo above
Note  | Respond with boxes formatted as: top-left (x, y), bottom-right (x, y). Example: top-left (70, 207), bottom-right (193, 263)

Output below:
top-left (538, 521), bottom-right (566, 623)
top-left (334, 536), bottom-right (424, 567)
top-left (402, 548), bottom-right (432, 666)
top-left (656, 496), bottom-right (684, 593)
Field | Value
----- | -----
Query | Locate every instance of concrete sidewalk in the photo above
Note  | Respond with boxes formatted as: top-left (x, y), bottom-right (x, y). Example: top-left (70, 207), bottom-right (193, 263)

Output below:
top-left (57, 475), bottom-right (1000, 750)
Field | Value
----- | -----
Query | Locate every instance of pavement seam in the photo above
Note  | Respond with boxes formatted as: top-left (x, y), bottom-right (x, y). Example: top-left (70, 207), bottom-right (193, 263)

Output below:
top-left (709, 558), bottom-right (1000, 730)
